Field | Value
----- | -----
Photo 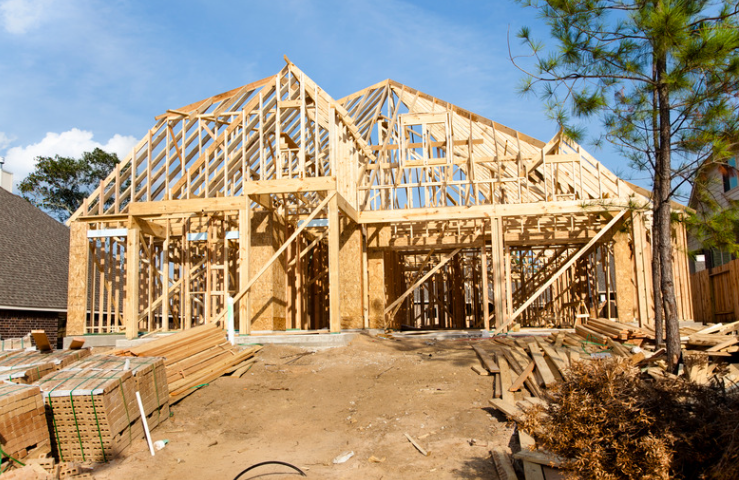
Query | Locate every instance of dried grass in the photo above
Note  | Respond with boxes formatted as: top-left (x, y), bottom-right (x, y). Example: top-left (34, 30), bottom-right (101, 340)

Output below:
top-left (521, 358), bottom-right (739, 480)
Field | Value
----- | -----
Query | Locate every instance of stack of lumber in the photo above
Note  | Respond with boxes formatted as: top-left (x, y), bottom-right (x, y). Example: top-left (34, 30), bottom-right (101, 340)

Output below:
top-left (579, 318), bottom-right (652, 344)
top-left (0, 382), bottom-right (50, 462)
top-left (0, 350), bottom-right (92, 384)
top-left (682, 321), bottom-right (739, 354)
top-left (1, 335), bottom-right (32, 353)
top-left (36, 369), bottom-right (140, 463)
top-left (66, 355), bottom-right (170, 429)
top-left (114, 323), bottom-right (262, 403)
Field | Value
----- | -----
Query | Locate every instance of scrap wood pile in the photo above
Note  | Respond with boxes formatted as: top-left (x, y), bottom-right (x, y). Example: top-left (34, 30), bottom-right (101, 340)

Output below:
top-left (113, 323), bottom-right (261, 403)
top-left (475, 318), bottom-right (739, 480)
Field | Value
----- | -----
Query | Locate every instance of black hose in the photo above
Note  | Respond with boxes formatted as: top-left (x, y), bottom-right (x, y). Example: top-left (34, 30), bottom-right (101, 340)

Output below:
top-left (233, 460), bottom-right (307, 479)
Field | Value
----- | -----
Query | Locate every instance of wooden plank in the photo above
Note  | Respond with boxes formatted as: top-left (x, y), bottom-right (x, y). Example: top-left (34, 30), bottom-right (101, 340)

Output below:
top-left (539, 343), bottom-right (569, 377)
top-left (509, 359), bottom-right (536, 392)
top-left (498, 355), bottom-right (515, 404)
top-left (513, 449), bottom-right (565, 468)
top-left (527, 342), bottom-right (557, 388)
top-left (489, 398), bottom-right (524, 421)
top-left (491, 448), bottom-right (518, 480)
top-left (471, 344), bottom-right (500, 373)
top-left (31, 331), bottom-right (51, 352)
top-left (523, 461), bottom-right (546, 480)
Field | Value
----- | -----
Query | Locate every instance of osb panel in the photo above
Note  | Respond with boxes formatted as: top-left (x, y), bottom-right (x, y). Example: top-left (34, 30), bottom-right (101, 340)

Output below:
top-left (339, 217), bottom-right (363, 329)
top-left (249, 211), bottom-right (287, 331)
top-left (367, 250), bottom-right (386, 329)
top-left (67, 222), bottom-right (89, 336)
top-left (613, 229), bottom-right (636, 324)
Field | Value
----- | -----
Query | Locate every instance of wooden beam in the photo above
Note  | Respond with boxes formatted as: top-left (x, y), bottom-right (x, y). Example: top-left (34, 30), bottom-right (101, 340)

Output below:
top-left (490, 216), bottom-right (507, 329)
top-left (357, 200), bottom-right (621, 224)
top-left (329, 193), bottom-right (341, 332)
top-left (480, 243), bottom-right (491, 331)
top-left (129, 196), bottom-right (246, 216)
top-left (131, 216), bottom-right (167, 238)
top-left (242, 176), bottom-right (336, 195)
top-left (336, 191), bottom-right (359, 223)
top-left (125, 224), bottom-right (141, 339)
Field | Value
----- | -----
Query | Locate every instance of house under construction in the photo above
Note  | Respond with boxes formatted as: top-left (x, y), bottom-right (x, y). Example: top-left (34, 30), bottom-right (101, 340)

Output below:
top-left (65, 60), bottom-right (694, 340)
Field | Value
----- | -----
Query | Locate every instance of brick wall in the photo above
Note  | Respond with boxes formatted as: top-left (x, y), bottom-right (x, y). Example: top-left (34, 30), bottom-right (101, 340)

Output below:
top-left (0, 309), bottom-right (66, 349)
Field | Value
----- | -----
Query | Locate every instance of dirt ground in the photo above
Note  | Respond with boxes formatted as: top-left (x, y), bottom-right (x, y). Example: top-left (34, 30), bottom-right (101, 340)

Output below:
top-left (89, 333), bottom-right (516, 480)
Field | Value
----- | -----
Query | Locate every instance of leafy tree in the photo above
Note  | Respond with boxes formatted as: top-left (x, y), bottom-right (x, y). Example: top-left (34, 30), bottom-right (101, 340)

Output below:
top-left (18, 148), bottom-right (119, 222)
top-left (512, 0), bottom-right (739, 371)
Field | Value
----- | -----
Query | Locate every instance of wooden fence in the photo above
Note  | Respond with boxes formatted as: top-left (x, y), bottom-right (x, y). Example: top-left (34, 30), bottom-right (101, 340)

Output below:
top-left (691, 258), bottom-right (739, 324)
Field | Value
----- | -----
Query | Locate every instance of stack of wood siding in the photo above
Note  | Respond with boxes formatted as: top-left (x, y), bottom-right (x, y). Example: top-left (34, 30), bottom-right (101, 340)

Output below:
top-left (65, 356), bottom-right (169, 429)
top-left (36, 369), bottom-right (140, 463)
top-left (0, 382), bottom-right (50, 462)
top-left (114, 324), bottom-right (261, 403)
top-left (0, 350), bottom-right (91, 384)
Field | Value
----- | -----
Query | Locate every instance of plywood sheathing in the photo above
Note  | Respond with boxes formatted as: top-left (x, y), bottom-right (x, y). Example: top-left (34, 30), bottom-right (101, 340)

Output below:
top-left (339, 216), bottom-right (363, 329)
top-left (249, 210), bottom-right (287, 331)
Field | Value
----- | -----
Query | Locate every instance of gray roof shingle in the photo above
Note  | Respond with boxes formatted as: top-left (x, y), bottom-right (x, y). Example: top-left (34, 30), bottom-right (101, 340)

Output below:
top-left (0, 188), bottom-right (69, 310)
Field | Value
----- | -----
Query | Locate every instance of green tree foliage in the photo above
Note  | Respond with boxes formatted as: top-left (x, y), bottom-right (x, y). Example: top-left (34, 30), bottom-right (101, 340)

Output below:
top-left (17, 148), bottom-right (119, 222)
top-left (512, 0), bottom-right (739, 371)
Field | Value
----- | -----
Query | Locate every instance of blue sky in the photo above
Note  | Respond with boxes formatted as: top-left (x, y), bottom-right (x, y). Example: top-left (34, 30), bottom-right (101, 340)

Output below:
top-left (0, 0), bottom-right (639, 193)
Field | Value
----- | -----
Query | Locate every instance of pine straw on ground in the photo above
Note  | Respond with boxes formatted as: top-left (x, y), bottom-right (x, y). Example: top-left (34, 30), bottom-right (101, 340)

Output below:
top-left (521, 358), bottom-right (739, 480)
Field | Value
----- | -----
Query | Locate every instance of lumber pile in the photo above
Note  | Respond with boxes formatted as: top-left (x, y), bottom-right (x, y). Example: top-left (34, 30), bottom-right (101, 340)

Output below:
top-left (0, 382), bottom-right (51, 463)
top-left (66, 355), bottom-right (170, 428)
top-left (0, 350), bottom-right (92, 384)
top-left (36, 369), bottom-right (140, 463)
top-left (1, 334), bottom-right (32, 353)
top-left (114, 323), bottom-right (261, 403)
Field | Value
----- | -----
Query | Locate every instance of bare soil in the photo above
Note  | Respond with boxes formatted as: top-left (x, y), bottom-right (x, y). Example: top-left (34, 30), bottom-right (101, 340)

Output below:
top-left (91, 334), bottom-right (515, 480)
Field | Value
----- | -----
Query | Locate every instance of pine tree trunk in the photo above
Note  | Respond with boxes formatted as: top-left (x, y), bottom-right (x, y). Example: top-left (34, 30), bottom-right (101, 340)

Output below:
top-left (652, 200), bottom-right (664, 347)
top-left (656, 54), bottom-right (681, 373)
top-left (651, 58), bottom-right (664, 347)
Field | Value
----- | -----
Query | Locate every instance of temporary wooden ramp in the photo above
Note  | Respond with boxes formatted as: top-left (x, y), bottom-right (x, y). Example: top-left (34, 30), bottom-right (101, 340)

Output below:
top-left (65, 59), bottom-right (693, 339)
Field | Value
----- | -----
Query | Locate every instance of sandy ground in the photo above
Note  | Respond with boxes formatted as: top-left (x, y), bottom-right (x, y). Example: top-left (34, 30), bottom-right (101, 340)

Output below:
top-left (90, 333), bottom-right (516, 480)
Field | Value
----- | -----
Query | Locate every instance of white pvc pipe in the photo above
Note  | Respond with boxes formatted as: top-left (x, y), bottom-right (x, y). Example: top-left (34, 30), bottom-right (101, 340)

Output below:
top-left (227, 296), bottom-right (235, 345)
top-left (136, 391), bottom-right (155, 456)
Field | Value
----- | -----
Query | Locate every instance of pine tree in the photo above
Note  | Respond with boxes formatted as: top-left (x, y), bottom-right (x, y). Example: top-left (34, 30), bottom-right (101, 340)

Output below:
top-left (512, 0), bottom-right (739, 371)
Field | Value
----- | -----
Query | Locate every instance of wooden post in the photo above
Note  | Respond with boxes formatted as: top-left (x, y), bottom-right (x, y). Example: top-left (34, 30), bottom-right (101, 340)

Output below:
top-left (328, 194), bottom-right (341, 332)
top-left (125, 223), bottom-right (141, 339)
top-left (163, 222), bottom-right (170, 331)
top-left (490, 216), bottom-right (507, 329)
top-left (480, 243), bottom-right (490, 331)
top-left (239, 200), bottom-right (252, 334)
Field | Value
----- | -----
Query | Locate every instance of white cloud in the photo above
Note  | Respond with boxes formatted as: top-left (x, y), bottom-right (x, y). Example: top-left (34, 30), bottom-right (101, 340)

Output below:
top-left (0, 132), bottom-right (15, 150)
top-left (3, 128), bottom-right (137, 188)
top-left (0, 0), bottom-right (54, 34)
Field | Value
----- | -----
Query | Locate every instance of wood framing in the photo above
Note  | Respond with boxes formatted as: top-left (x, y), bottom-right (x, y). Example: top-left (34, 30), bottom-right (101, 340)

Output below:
top-left (66, 59), bottom-right (693, 338)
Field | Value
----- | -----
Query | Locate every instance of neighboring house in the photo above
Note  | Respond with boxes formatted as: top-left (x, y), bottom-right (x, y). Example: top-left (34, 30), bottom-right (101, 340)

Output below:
top-left (688, 154), bottom-right (739, 273)
top-left (0, 171), bottom-right (69, 348)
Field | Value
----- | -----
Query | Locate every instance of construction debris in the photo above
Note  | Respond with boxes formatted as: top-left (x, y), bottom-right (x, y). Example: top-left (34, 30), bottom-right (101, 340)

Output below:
top-left (476, 317), bottom-right (739, 480)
